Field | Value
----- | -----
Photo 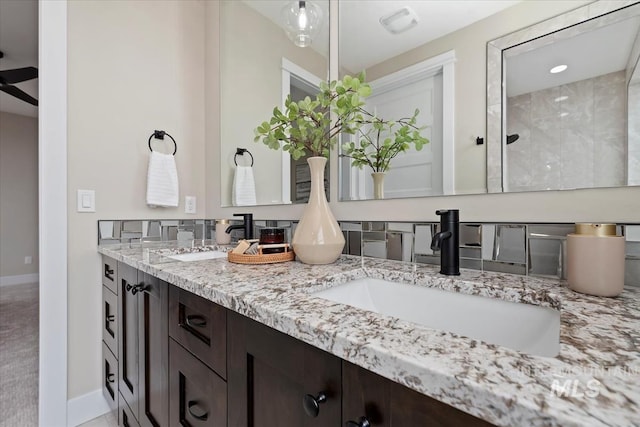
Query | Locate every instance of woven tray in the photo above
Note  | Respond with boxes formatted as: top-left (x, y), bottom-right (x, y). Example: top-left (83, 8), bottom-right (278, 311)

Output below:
top-left (227, 248), bottom-right (295, 264)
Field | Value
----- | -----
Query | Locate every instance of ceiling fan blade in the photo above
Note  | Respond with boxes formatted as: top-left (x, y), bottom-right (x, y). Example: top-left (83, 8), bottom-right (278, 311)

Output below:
top-left (0, 67), bottom-right (38, 84)
top-left (0, 84), bottom-right (38, 106)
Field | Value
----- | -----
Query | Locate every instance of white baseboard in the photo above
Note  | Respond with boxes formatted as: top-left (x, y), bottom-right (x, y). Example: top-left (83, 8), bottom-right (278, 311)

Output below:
top-left (67, 389), bottom-right (111, 427)
top-left (0, 273), bottom-right (39, 286)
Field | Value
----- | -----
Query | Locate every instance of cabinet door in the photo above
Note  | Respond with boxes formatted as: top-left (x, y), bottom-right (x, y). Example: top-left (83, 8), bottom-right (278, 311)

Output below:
top-left (118, 263), bottom-right (140, 419)
top-left (138, 273), bottom-right (169, 427)
top-left (343, 361), bottom-right (493, 427)
top-left (228, 312), bottom-right (341, 427)
top-left (168, 285), bottom-right (226, 379)
top-left (169, 338), bottom-right (226, 426)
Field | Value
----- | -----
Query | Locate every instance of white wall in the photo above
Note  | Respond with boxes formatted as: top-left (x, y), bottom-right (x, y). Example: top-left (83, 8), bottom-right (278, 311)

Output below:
top-left (0, 112), bottom-right (39, 279)
top-left (67, 0), bottom-right (205, 400)
top-left (208, 0), bottom-right (640, 225)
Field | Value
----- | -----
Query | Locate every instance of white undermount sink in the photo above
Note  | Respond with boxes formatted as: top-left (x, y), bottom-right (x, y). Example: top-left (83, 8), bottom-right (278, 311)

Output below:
top-left (313, 278), bottom-right (560, 357)
top-left (165, 251), bottom-right (228, 262)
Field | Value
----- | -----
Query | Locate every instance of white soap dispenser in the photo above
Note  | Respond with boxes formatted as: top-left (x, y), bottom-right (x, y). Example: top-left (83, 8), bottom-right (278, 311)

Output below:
top-left (566, 223), bottom-right (625, 297)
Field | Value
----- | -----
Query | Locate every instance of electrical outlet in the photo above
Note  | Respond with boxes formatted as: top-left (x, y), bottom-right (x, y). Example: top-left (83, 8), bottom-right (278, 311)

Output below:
top-left (25, 256), bottom-right (33, 265)
top-left (185, 196), bottom-right (197, 214)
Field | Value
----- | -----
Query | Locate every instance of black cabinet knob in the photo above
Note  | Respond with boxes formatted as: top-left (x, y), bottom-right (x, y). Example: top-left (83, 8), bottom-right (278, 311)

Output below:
top-left (106, 373), bottom-right (115, 383)
top-left (303, 392), bottom-right (327, 417)
top-left (106, 315), bottom-right (115, 322)
top-left (125, 283), bottom-right (133, 293)
top-left (346, 416), bottom-right (371, 427)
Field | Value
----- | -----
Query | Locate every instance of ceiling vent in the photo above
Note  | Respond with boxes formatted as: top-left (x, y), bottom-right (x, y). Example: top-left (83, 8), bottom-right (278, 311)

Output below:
top-left (380, 6), bottom-right (419, 35)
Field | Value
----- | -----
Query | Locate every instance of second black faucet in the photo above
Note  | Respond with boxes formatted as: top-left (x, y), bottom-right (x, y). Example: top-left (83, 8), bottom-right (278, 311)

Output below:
top-left (430, 209), bottom-right (460, 276)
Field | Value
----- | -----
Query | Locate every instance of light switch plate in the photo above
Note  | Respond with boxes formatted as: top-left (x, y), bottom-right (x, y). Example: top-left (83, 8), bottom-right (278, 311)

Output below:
top-left (77, 189), bottom-right (95, 212)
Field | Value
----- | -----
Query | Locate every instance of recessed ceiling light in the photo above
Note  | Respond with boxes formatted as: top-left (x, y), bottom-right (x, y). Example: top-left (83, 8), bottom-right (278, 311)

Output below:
top-left (554, 95), bottom-right (568, 102)
top-left (380, 6), bottom-right (419, 35)
top-left (550, 64), bottom-right (568, 74)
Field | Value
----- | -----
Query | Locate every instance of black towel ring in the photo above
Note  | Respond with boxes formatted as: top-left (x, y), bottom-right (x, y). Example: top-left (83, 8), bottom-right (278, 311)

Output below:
top-left (234, 148), bottom-right (254, 167)
top-left (148, 130), bottom-right (177, 155)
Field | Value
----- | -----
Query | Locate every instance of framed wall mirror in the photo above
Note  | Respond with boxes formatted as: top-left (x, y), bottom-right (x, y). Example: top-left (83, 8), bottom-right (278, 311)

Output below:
top-left (487, 1), bottom-right (640, 193)
top-left (219, 0), bottom-right (329, 207)
top-left (337, 1), bottom-right (517, 201)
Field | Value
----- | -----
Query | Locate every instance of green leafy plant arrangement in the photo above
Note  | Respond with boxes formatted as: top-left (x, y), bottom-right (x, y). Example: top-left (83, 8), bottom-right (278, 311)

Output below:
top-left (254, 73), bottom-right (372, 160)
top-left (342, 109), bottom-right (430, 173)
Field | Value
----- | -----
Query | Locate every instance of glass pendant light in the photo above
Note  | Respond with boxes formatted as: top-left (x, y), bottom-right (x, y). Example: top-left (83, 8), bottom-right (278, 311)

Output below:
top-left (281, 1), bottom-right (322, 47)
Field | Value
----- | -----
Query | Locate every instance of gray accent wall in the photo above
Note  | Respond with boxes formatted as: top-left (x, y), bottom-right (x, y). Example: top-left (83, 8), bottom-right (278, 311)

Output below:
top-left (0, 112), bottom-right (38, 279)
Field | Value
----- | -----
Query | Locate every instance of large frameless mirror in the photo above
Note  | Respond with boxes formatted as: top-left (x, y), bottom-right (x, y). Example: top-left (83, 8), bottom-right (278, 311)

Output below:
top-left (487, 2), bottom-right (640, 193)
top-left (219, 0), bottom-right (329, 207)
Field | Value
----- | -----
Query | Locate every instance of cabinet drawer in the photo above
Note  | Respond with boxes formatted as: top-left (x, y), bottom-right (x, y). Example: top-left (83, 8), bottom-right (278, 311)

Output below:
top-left (169, 286), bottom-right (226, 378)
top-left (102, 342), bottom-right (118, 413)
top-left (102, 256), bottom-right (118, 294)
top-left (103, 286), bottom-right (118, 355)
top-left (169, 338), bottom-right (226, 426)
top-left (119, 392), bottom-right (141, 427)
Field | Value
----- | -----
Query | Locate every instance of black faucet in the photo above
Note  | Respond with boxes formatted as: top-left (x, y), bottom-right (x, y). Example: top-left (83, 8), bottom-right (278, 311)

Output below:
top-left (430, 209), bottom-right (460, 276)
top-left (225, 213), bottom-right (254, 240)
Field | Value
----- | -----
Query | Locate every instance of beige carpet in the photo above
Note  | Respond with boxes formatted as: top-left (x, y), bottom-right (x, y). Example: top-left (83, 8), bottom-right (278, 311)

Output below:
top-left (0, 282), bottom-right (39, 427)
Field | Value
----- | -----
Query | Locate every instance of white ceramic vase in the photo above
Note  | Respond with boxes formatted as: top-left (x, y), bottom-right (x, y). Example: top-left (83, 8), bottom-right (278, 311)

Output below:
top-left (292, 157), bottom-right (345, 264)
top-left (371, 172), bottom-right (386, 199)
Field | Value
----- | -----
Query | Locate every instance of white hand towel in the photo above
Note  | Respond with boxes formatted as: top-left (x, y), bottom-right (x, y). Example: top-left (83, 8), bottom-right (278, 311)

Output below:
top-left (146, 151), bottom-right (179, 207)
top-left (232, 165), bottom-right (257, 206)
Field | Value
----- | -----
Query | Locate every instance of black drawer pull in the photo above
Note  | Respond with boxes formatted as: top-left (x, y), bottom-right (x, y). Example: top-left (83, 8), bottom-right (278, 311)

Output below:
top-left (107, 373), bottom-right (115, 383)
top-left (104, 265), bottom-right (114, 281)
top-left (106, 315), bottom-right (115, 322)
top-left (185, 314), bottom-right (207, 328)
top-left (187, 400), bottom-right (208, 421)
top-left (346, 417), bottom-right (371, 427)
top-left (303, 392), bottom-right (327, 417)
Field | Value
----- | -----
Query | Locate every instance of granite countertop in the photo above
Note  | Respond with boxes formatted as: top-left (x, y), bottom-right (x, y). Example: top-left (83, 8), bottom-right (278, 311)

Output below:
top-left (99, 243), bottom-right (640, 427)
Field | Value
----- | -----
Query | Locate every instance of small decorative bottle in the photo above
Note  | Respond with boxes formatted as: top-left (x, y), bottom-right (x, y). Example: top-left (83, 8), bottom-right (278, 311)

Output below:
top-left (566, 223), bottom-right (625, 297)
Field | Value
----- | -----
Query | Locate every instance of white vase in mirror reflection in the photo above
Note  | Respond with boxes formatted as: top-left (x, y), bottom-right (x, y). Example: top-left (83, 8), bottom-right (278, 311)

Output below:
top-left (292, 157), bottom-right (345, 264)
top-left (372, 172), bottom-right (386, 200)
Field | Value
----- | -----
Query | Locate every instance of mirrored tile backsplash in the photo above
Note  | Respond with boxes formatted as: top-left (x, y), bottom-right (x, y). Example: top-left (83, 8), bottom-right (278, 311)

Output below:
top-left (98, 219), bottom-right (640, 287)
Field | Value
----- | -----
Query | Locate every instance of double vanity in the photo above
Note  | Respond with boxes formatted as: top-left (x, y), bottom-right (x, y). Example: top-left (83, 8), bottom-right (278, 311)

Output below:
top-left (98, 243), bottom-right (639, 427)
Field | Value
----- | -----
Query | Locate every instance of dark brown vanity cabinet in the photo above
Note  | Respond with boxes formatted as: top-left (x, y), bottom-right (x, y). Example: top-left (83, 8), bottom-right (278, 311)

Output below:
top-left (342, 361), bottom-right (492, 427)
top-left (227, 311), bottom-right (342, 427)
top-left (106, 259), bottom-right (169, 427)
top-left (102, 258), bottom-right (494, 427)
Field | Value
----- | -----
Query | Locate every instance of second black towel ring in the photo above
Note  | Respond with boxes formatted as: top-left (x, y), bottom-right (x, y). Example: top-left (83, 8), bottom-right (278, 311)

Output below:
top-left (234, 148), bottom-right (254, 167)
top-left (148, 130), bottom-right (177, 155)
